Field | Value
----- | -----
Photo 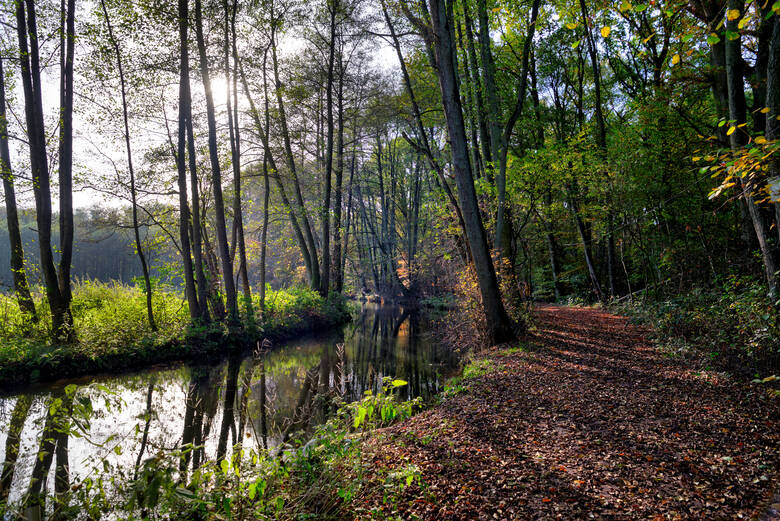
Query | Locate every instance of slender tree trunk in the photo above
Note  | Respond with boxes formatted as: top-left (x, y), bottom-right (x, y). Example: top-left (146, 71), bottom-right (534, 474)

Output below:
top-left (428, 0), bottom-right (517, 344)
top-left (567, 179), bottom-right (605, 303)
top-left (16, 0), bottom-right (72, 341)
top-left (176, 0), bottom-right (201, 322)
top-left (382, 0), bottom-right (467, 242)
top-left (238, 53), bottom-right (316, 286)
top-left (194, 0), bottom-right (238, 321)
top-left (57, 0), bottom-right (76, 338)
top-left (491, 0), bottom-right (540, 258)
top-left (224, 0), bottom-right (252, 319)
top-left (333, 57), bottom-right (345, 293)
top-left (0, 56), bottom-right (36, 319)
top-left (270, 27), bottom-right (321, 289)
top-left (101, 0), bottom-right (156, 331)
top-left (463, 4), bottom-right (492, 175)
top-left (0, 395), bottom-right (32, 500)
top-left (320, 0), bottom-right (338, 296)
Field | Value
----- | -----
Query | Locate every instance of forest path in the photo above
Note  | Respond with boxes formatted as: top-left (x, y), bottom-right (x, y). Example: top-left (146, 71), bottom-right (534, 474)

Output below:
top-left (367, 305), bottom-right (779, 520)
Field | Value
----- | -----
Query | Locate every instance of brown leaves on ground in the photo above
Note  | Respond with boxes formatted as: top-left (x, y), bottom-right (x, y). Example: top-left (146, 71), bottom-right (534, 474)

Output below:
top-left (363, 305), bottom-right (779, 520)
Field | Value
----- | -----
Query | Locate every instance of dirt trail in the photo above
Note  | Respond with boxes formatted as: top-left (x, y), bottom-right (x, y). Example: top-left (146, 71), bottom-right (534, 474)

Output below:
top-left (368, 305), bottom-right (779, 520)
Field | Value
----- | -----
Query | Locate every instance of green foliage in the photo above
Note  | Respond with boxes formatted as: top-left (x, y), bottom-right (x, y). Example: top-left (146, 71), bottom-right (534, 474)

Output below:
top-left (0, 282), bottom-right (350, 387)
top-left (442, 357), bottom-right (500, 397)
top-left (615, 275), bottom-right (780, 377)
top-left (53, 376), bottom-right (424, 520)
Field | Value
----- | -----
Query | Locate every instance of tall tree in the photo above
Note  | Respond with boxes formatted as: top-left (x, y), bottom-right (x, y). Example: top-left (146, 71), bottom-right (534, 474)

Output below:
top-left (100, 0), bottom-right (157, 331)
top-left (0, 56), bottom-right (36, 319)
top-left (16, 0), bottom-right (75, 341)
top-left (426, 0), bottom-right (517, 343)
top-left (176, 0), bottom-right (202, 322)
top-left (194, 0), bottom-right (239, 320)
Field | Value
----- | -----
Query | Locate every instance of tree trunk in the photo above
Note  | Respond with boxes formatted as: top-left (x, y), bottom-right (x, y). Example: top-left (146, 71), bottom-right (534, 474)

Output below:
top-left (101, 0), bottom-right (156, 331)
top-left (0, 56), bottom-right (36, 319)
top-left (194, 0), bottom-right (238, 321)
top-left (176, 0), bottom-right (201, 322)
top-left (224, 0), bottom-right (252, 319)
top-left (320, 0), bottom-right (338, 296)
top-left (726, 0), bottom-right (780, 299)
top-left (427, 0), bottom-right (517, 344)
top-left (767, 15), bottom-right (780, 246)
top-left (270, 28), bottom-right (321, 289)
top-left (16, 0), bottom-right (73, 341)
top-left (57, 0), bottom-right (76, 339)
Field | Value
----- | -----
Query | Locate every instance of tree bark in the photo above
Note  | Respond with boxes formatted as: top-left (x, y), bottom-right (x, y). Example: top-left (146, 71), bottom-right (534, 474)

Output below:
top-left (194, 0), bottom-right (238, 321)
top-left (0, 56), bottom-right (36, 319)
top-left (427, 0), bottom-right (517, 344)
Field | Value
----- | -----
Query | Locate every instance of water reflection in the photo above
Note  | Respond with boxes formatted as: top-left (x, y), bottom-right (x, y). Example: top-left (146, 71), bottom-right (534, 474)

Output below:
top-left (0, 303), bottom-right (457, 516)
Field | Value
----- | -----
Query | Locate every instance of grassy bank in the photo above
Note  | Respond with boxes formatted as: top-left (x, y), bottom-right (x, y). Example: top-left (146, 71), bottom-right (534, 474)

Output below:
top-left (0, 281), bottom-right (350, 388)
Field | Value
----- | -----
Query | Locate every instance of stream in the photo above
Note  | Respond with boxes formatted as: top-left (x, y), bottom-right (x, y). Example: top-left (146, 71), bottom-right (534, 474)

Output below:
top-left (0, 302), bottom-right (459, 512)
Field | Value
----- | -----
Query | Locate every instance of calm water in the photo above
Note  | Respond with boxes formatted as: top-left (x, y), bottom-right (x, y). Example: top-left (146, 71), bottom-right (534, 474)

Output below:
top-left (0, 303), bottom-right (458, 512)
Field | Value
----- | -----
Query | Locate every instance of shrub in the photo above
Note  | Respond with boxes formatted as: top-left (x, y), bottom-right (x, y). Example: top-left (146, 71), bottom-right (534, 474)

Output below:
top-left (614, 275), bottom-right (779, 378)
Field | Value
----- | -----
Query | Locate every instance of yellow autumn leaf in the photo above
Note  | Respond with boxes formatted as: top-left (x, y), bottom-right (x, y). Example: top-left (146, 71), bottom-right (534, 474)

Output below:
top-left (726, 8), bottom-right (740, 20)
top-left (755, 136), bottom-right (767, 145)
top-left (737, 16), bottom-right (750, 29)
top-left (760, 107), bottom-right (770, 113)
top-left (727, 126), bottom-right (736, 136)
top-left (601, 26), bottom-right (611, 38)
top-left (671, 54), bottom-right (680, 65)
top-left (620, 0), bottom-right (632, 11)
top-left (566, 22), bottom-right (577, 29)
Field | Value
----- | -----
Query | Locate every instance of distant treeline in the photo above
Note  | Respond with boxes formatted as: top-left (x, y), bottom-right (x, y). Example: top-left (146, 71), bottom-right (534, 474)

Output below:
top-left (0, 207), bottom-right (143, 289)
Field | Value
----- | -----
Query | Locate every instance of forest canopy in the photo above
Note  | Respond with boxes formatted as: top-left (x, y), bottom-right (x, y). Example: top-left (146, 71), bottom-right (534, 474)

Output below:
top-left (0, 0), bottom-right (777, 356)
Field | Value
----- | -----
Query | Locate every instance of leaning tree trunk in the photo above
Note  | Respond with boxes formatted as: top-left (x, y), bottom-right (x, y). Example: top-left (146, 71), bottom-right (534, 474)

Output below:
top-left (427, 0), bottom-right (517, 344)
top-left (194, 0), bottom-right (238, 321)
top-left (0, 56), bottom-right (36, 319)
top-left (101, 0), bottom-right (156, 331)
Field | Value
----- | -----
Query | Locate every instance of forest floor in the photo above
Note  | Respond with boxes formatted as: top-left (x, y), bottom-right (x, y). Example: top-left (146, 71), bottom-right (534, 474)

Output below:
top-left (363, 305), bottom-right (779, 520)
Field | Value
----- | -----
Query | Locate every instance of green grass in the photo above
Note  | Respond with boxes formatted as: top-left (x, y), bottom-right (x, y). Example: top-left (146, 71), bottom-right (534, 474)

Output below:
top-left (0, 281), bottom-right (349, 387)
top-left (441, 357), bottom-right (501, 397)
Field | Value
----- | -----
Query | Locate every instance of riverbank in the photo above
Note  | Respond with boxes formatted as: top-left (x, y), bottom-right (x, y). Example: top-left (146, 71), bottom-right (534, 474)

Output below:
top-left (357, 305), bottom-right (779, 520)
top-left (0, 282), bottom-right (351, 390)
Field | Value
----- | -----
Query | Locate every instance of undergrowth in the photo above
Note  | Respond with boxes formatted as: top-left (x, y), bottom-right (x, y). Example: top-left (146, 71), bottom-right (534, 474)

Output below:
top-left (7, 378), bottom-right (424, 521)
top-left (0, 281), bottom-right (349, 387)
top-left (613, 274), bottom-right (779, 379)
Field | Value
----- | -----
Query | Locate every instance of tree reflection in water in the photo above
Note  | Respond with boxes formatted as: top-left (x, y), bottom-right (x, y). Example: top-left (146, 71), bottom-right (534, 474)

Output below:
top-left (0, 303), bottom-right (458, 514)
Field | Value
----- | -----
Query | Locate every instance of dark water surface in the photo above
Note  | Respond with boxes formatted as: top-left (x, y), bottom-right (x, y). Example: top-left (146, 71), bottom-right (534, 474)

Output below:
top-left (0, 303), bottom-right (458, 510)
